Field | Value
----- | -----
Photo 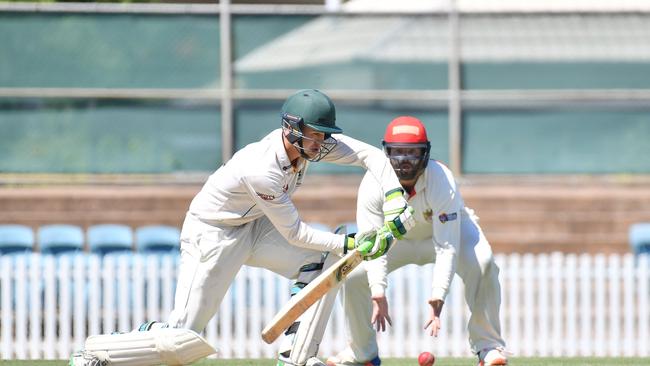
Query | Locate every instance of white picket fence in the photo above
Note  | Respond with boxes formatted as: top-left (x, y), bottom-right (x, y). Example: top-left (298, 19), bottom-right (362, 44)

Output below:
top-left (0, 253), bottom-right (648, 360)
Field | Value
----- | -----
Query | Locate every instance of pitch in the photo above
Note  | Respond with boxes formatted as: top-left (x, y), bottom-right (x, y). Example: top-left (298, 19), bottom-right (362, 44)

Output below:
top-left (1, 358), bottom-right (649, 366)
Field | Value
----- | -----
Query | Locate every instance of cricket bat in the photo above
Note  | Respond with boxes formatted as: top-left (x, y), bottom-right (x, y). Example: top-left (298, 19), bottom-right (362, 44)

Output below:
top-left (261, 248), bottom-right (363, 344)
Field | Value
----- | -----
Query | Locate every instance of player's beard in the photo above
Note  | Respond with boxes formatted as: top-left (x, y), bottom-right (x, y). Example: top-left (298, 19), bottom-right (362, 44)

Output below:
top-left (389, 157), bottom-right (421, 180)
top-left (397, 162), bottom-right (417, 180)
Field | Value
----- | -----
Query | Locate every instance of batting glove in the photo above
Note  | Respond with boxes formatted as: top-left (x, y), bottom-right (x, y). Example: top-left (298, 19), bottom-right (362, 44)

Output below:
top-left (343, 233), bottom-right (356, 254)
top-left (382, 188), bottom-right (415, 239)
top-left (354, 226), bottom-right (394, 261)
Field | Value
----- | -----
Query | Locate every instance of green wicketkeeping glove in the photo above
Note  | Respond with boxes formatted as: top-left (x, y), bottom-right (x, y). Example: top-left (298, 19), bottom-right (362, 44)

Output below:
top-left (382, 188), bottom-right (416, 239)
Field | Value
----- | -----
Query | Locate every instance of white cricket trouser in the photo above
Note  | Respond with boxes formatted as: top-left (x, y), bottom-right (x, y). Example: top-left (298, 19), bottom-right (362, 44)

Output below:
top-left (342, 215), bottom-right (505, 360)
top-left (168, 212), bottom-right (325, 332)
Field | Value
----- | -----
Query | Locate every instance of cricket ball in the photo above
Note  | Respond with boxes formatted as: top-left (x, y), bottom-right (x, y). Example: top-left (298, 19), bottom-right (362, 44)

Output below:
top-left (418, 351), bottom-right (435, 366)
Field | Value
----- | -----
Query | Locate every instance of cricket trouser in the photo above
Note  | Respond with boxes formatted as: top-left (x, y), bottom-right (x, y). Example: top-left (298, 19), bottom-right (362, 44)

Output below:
top-left (341, 215), bottom-right (505, 360)
top-left (168, 213), bottom-right (325, 332)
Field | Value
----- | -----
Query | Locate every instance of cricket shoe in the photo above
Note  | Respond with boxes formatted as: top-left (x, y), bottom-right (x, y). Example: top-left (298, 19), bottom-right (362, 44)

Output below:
top-left (68, 350), bottom-right (108, 366)
top-left (277, 356), bottom-right (327, 366)
top-left (477, 347), bottom-right (508, 366)
top-left (326, 348), bottom-right (381, 366)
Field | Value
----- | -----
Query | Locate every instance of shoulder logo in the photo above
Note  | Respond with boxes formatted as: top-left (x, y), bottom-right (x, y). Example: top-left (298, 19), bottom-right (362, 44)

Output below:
top-left (256, 192), bottom-right (276, 201)
top-left (438, 212), bottom-right (457, 223)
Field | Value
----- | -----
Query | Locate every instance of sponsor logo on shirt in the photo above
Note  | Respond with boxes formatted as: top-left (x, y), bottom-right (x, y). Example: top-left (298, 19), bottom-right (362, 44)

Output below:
top-left (438, 212), bottom-right (457, 223)
top-left (423, 209), bottom-right (433, 222)
top-left (256, 192), bottom-right (275, 201)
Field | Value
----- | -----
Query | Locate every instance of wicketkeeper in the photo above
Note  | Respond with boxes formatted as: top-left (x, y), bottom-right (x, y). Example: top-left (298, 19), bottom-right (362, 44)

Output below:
top-left (69, 90), bottom-right (415, 366)
top-left (326, 116), bottom-right (508, 366)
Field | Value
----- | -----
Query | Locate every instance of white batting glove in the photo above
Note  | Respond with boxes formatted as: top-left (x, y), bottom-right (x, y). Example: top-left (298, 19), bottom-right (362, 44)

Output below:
top-left (382, 188), bottom-right (415, 239)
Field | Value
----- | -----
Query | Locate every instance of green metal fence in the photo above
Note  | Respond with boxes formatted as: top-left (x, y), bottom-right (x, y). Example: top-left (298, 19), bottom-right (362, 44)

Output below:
top-left (1, 4), bottom-right (649, 176)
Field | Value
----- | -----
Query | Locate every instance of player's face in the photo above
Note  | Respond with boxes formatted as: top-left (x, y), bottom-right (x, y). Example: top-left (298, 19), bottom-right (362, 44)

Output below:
top-left (391, 147), bottom-right (422, 176)
top-left (301, 125), bottom-right (326, 158)
top-left (386, 145), bottom-right (426, 181)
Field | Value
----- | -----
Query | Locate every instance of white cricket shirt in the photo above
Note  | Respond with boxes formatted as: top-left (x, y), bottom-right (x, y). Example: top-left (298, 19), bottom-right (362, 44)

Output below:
top-left (357, 159), bottom-right (468, 301)
top-left (189, 128), bottom-right (401, 253)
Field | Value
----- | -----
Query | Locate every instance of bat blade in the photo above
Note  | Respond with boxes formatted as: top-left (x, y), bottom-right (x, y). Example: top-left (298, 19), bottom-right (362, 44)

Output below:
top-left (261, 249), bottom-right (363, 344)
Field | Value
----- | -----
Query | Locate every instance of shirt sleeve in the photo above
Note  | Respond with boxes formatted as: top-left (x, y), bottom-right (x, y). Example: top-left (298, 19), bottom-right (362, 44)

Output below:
top-left (428, 163), bottom-right (463, 302)
top-left (323, 134), bottom-right (402, 196)
top-left (241, 174), bottom-right (345, 253)
top-left (356, 172), bottom-right (389, 297)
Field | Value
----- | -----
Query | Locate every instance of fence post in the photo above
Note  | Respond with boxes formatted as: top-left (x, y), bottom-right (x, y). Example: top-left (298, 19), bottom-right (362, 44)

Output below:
top-left (638, 255), bottom-right (649, 356)
top-left (594, 254), bottom-right (606, 357)
top-left (608, 254), bottom-right (621, 356)
top-left (507, 253), bottom-right (520, 355)
top-left (43, 256), bottom-right (57, 359)
top-left (579, 253), bottom-right (592, 356)
top-left (73, 254), bottom-right (87, 352)
top-left (1, 256), bottom-right (13, 359)
top-left (29, 253), bottom-right (42, 359)
top-left (565, 254), bottom-right (577, 357)
top-left (58, 255), bottom-right (71, 358)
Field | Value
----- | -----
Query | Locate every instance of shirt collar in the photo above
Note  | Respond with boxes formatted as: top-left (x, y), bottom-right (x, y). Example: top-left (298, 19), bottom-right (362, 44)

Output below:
top-left (412, 165), bottom-right (428, 194)
top-left (275, 128), bottom-right (302, 173)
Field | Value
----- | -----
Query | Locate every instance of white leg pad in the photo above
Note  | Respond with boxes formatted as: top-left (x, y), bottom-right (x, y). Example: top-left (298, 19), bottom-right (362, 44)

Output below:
top-left (289, 254), bottom-right (341, 365)
top-left (85, 328), bottom-right (216, 366)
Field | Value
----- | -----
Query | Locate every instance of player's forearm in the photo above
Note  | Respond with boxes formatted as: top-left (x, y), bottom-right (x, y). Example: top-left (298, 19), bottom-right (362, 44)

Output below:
top-left (286, 224), bottom-right (345, 254)
top-left (428, 298), bottom-right (444, 317)
top-left (366, 256), bottom-right (388, 296)
top-left (431, 248), bottom-right (457, 301)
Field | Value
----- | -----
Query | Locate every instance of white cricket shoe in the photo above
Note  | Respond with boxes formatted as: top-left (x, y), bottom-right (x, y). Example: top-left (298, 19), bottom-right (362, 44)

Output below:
top-left (326, 348), bottom-right (381, 366)
top-left (68, 350), bottom-right (107, 366)
top-left (277, 356), bottom-right (327, 366)
top-left (306, 356), bottom-right (327, 366)
top-left (477, 347), bottom-right (508, 366)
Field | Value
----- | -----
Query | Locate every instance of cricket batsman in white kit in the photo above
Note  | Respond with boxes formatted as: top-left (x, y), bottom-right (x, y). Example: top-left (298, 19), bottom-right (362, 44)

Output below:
top-left (326, 116), bottom-right (507, 366)
top-left (69, 90), bottom-right (415, 366)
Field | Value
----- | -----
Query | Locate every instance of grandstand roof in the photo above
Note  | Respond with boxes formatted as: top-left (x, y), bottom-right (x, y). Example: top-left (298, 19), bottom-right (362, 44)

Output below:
top-left (342, 0), bottom-right (650, 13)
top-left (236, 11), bottom-right (650, 72)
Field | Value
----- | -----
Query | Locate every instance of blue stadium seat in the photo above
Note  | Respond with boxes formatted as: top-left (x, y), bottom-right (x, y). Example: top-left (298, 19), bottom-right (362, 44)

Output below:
top-left (38, 224), bottom-right (84, 255)
top-left (135, 225), bottom-right (180, 253)
top-left (87, 224), bottom-right (133, 256)
top-left (0, 224), bottom-right (34, 255)
top-left (629, 222), bottom-right (650, 255)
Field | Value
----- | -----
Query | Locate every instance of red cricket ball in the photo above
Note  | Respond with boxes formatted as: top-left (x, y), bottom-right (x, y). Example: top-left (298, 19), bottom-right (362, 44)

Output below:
top-left (418, 351), bottom-right (435, 366)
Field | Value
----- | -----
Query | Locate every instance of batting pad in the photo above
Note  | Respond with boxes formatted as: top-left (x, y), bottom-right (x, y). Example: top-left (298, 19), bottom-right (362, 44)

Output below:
top-left (85, 328), bottom-right (216, 365)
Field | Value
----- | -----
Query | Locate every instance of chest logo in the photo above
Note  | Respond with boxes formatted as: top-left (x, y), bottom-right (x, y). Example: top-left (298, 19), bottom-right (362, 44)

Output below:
top-left (438, 212), bottom-right (457, 223)
top-left (423, 209), bottom-right (433, 222)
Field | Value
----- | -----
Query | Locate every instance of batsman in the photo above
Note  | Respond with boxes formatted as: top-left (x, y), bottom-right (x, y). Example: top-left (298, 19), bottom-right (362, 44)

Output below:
top-left (69, 90), bottom-right (415, 366)
top-left (326, 116), bottom-right (508, 366)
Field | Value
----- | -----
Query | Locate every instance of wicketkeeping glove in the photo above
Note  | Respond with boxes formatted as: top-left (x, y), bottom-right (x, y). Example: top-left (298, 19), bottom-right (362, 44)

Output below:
top-left (382, 188), bottom-right (416, 239)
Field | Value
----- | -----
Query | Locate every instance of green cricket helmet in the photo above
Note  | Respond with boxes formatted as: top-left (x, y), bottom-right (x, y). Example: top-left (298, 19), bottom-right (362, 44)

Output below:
top-left (281, 89), bottom-right (340, 161)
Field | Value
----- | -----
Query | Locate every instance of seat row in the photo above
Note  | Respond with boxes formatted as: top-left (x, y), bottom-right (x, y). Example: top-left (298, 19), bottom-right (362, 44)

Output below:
top-left (0, 224), bottom-right (180, 256)
top-left (0, 222), bottom-right (359, 257)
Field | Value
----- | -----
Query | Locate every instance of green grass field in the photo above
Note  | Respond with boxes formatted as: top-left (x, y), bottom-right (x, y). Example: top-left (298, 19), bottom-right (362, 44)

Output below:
top-left (0, 358), bottom-right (648, 366)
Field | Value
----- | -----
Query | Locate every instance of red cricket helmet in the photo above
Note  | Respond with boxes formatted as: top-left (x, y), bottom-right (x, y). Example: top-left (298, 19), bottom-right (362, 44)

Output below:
top-left (382, 116), bottom-right (431, 180)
